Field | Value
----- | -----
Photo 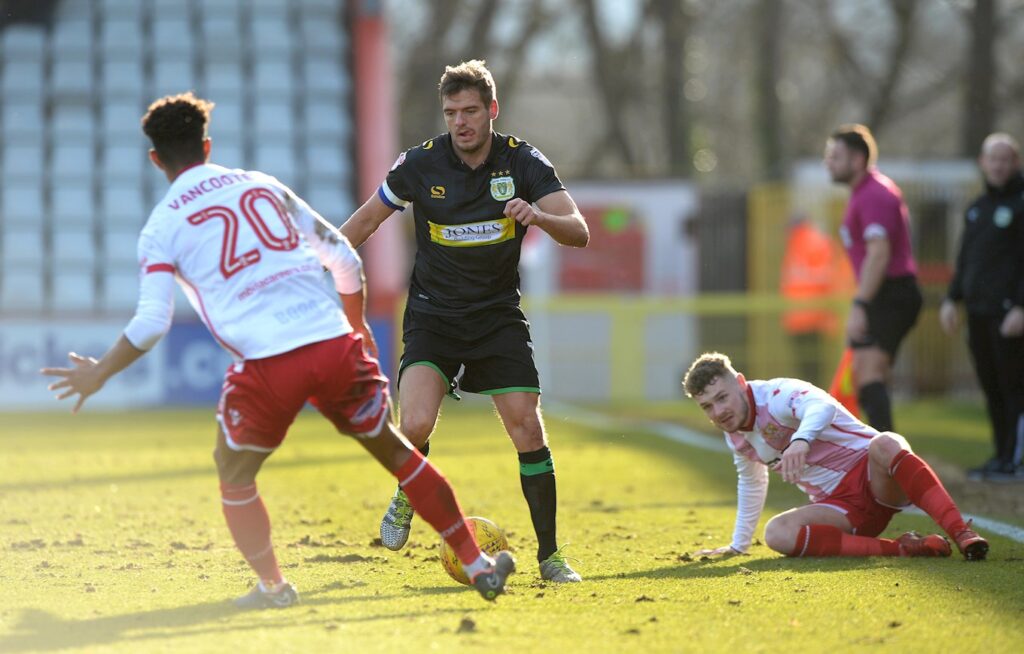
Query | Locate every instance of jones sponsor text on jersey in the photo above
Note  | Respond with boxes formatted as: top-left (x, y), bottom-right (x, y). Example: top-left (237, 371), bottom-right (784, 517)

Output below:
top-left (428, 217), bottom-right (515, 247)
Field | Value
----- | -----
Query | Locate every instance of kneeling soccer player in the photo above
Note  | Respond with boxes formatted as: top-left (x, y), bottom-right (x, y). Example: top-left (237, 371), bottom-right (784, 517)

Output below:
top-left (682, 352), bottom-right (988, 560)
top-left (41, 92), bottom-right (514, 609)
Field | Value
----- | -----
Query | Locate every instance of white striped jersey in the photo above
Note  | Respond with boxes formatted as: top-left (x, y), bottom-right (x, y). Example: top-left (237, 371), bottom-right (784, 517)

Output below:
top-left (724, 378), bottom-right (878, 551)
top-left (131, 163), bottom-right (362, 360)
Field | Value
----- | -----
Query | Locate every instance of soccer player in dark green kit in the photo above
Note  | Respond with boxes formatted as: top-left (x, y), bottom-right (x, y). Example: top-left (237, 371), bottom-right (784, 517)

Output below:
top-left (341, 60), bottom-right (589, 582)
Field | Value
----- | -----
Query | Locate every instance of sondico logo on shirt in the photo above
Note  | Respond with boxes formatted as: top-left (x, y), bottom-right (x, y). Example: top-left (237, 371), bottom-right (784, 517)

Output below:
top-left (429, 217), bottom-right (515, 247)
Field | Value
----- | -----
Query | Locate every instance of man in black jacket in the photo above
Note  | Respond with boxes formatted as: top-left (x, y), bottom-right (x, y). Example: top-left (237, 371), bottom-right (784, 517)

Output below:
top-left (940, 133), bottom-right (1024, 481)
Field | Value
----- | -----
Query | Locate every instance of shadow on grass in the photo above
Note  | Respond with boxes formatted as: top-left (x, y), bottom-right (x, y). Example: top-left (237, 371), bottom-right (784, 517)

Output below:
top-left (585, 555), bottom-right (899, 582)
top-left (0, 452), bottom-right (368, 493)
top-left (0, 581), bottom-right (480, 653)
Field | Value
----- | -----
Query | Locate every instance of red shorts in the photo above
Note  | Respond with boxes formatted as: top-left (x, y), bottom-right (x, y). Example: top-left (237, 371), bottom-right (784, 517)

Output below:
top-left (217, 334), bottom-right (390, 452)
top-left (813, 455), bottom-right (904, 537)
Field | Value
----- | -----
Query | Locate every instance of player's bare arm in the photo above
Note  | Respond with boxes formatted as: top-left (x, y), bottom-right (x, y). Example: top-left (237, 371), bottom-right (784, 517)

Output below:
top-left (41, 335), bottom-right (146, 413)
top-left (848, 236), bottom-right (890, 340)
top-left (340, 287), bottom-right (379, 359)
top-left (341, 193), bottom-right (397, 248)
top-left (505, 190), bottom-right (589, 247)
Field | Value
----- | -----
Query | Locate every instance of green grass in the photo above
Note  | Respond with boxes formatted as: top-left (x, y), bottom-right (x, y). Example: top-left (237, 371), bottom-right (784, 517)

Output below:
top-left (1, 401), bottom-right (1022, 653)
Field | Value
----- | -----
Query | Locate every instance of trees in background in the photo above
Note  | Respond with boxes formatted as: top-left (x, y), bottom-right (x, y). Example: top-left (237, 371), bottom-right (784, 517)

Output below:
top-left (387, 0), bottom-right (1024, 181)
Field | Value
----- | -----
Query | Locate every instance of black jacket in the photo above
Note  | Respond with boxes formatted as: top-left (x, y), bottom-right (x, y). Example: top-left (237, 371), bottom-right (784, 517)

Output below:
top-left (947, 173), bottom-right (1024, 316)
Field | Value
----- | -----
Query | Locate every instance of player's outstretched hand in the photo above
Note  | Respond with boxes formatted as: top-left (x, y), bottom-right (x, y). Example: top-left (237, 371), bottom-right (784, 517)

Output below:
top-left (504, 198), bottom-right (541, 226)
top-left (40, 352), bottom-right (103, 414)
top-left (773, 439), bottom-right (810, 484)
top-left (693, 545), bottom-right (742, 559)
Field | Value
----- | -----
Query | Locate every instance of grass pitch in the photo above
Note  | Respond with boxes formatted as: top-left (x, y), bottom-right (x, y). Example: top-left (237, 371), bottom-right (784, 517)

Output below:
top-left (1, 401), bottom-right (1022, 653)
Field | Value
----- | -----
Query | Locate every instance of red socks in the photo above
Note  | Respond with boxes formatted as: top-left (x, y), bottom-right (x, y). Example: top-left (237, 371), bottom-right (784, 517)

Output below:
top-left (395, 449), bottom-right (481, 565)
top-left (889, 450), bottom-right (968, 538)
top-left (791, 524), bottom-right (901, 557)
top-left (221, 482), bottom-right (283, 586)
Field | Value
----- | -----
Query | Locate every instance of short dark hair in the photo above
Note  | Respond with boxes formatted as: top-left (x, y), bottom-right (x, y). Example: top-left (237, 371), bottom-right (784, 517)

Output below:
top-left (141, 92), bottom-right (215, 170)
top-left (830, 123), bottom-right (877, 167)
top-left (438, 59), bottom-right (496, 106)
top-left (683, 352), bottom-right (738, 397)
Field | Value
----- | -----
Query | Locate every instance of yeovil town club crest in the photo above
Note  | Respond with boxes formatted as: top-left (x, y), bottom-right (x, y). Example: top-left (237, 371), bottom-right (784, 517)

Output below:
top-left (490, 176), bottom-right (515, 201)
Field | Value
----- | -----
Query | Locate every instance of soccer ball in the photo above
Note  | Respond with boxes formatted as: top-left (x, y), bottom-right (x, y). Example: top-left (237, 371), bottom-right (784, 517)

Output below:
top-left (439, 516), bottom-right (509, 585)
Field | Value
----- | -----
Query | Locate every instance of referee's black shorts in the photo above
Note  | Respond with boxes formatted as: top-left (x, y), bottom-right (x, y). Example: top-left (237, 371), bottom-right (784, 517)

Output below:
top-left (849, 275), bottom-right (923, 360)
top-left (398, 304), bottom-right (540, 396)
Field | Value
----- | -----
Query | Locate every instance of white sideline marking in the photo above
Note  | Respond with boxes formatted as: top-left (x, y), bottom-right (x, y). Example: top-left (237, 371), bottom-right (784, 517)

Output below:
top-left (548, 402), bottom-right (1024, 544)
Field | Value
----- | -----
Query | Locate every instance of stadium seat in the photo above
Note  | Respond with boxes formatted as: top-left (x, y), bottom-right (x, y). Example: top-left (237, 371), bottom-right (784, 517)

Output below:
top-left (204, 62), bottom-right (245, 98)
top-left (304, 99), bottom-right (349, 139)
top-left (1, 225), bottom-right (45, 265)
top-left (103, 226), bottom-right (141, 266)
top-left (1, 183), bottom-right (43, 222)
top-left (52, 18), bottom-right (93, 58)
top-left (52, 268), bottom-right (97, 311)
top-left (213, 142), bottom-right (245, 170)
top-left (199, 0), bottom-right (245, 14)
top-left (305, 187), bottom-right (353, 225)
top-left (153, 18), bottom-right (194, 55)
top-left (299, 16), bottom-right (345, 55)
top-left (2, 59), bottom-right (46, 99)
top-left (103, 59), bottom-right (146, 98)
top-left (102, 101), bottom-right (146, 137)
top-left (51, 60), bottom-right (94, 99)
top-left (0, 267), bottom-right (46, 312)
top-left (102, 269), bottom-right (140, 312)
top-left (56, 0), bottom-right (94, 19)
top-left (254, 100), bottom-right (294, 137)
top-left (299, 0), bottom-right (342, 9)
top-left (100, 17), bottom-right (143, 57)
top-left (254, 59), bottom-right (295, 97)
top-left (99, 0), bottom-right (143, 18)
top-left (102, 184), bottom-right (147, 227)
top-left (53, 226), bottom-right (97, 266)
top-left (255, 145), bottom-right (297, 185)
top-left (2, 143), bottom-right (45, 181)
top-left (306, 142), bottom-right (351, 180)
top-left (201, 16), bottom-right (243, 58)
top-left (52, 104), bottom-right (96, 142)
top-left (0, 25), bottom-right (46, 59)
top-left (1, 100), bottom-right (44, 141)
top-left (102, 143), bottom-right (147, 183)
top-left (303, 57), bottom-right (347, 98)
top-left (53, 185), bottom-right (95, 228)
top-left (52, 143), bottom-right (96, 182)
top-left (251, 16), bottom-right (292, 56)
top-left (153, 59), bottom-right (196, 97)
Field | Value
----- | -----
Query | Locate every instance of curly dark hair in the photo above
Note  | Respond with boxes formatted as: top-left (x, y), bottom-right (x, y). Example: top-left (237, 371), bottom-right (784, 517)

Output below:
top-left (438, 59), bottom-right (496, 106)
top-left (141, 91), bottom-right (215, 170)
top-left (682, 352), bottom-right (738, 398)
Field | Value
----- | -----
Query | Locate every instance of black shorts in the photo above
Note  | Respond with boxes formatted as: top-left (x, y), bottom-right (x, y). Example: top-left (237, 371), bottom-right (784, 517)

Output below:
top-left (398, 304), bottom-right (540, 396)
top-left (849, 275), bottom-right (923, 359)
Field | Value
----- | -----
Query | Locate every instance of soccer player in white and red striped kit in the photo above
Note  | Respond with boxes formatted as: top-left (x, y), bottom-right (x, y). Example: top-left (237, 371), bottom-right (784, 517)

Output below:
top-left (683, 352), bottom-right (988, 561)
top-left (41, 92), bottom-right (514, 608)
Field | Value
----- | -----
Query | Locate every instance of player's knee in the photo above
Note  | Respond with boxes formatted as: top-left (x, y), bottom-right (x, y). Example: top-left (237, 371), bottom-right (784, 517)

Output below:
top-left (399, 412), bottom-right (436, 446)
top-left (506, 417), bottom-right (546, 451)
top-left (870, 432), bottom-right (908, 465)
top-left (764, 515), bottom-right (798, 555)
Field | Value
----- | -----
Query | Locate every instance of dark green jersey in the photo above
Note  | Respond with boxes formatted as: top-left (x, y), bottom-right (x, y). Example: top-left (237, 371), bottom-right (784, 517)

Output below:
top-left (378, 131), bottom-right (565, 316)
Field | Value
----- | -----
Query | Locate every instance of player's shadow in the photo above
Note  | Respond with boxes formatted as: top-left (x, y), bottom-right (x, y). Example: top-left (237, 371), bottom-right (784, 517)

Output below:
top-left (0, 583), bottom-right (473, 653)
